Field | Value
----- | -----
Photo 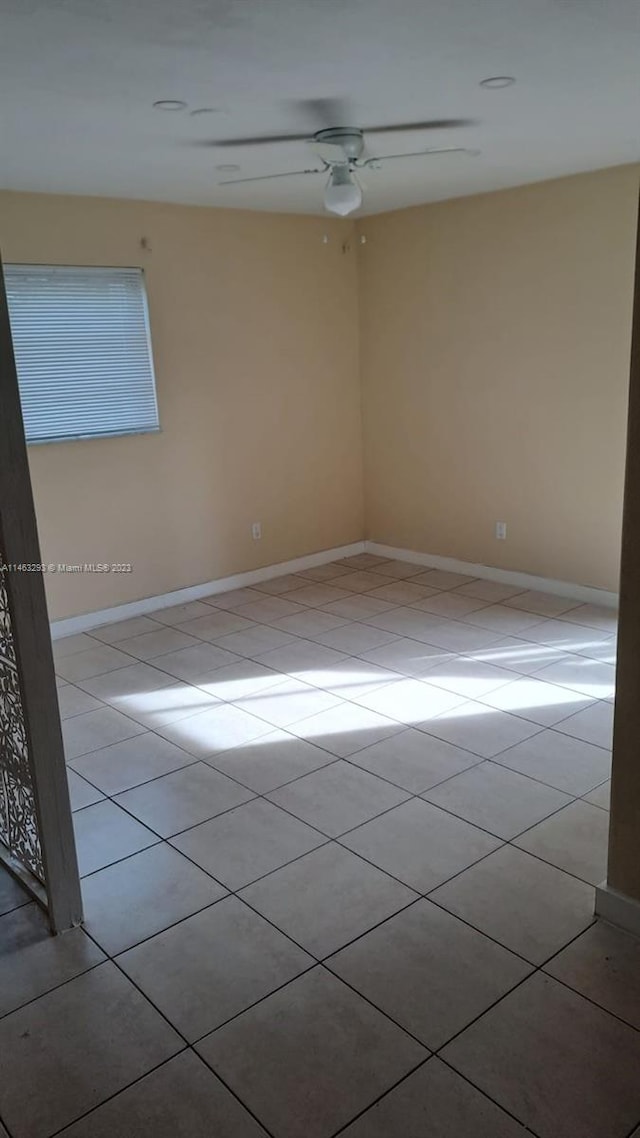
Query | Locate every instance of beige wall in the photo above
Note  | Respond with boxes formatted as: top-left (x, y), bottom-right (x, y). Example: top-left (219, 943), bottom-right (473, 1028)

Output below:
top-left (2, 166), bottom-right (636, 621)
top-left (357, 165), bottom-right (639, 592)
top-left (0, 192), bottom-right (363, 620)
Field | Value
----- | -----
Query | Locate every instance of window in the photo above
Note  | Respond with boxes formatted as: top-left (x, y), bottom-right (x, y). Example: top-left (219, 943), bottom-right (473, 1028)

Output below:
top-left (5, 265), bottom-right (160, 444)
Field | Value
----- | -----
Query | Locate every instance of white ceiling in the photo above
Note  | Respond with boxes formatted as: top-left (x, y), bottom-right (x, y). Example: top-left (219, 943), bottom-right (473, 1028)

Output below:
top-left (1, 0), bottom-right (639, 216)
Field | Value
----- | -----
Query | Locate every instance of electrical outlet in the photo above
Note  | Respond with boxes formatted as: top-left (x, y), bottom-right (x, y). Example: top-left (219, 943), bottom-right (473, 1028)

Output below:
top-left (495, 521), bottom-right (507, 540)
top-left (251, 522), bottom-right (262, 540)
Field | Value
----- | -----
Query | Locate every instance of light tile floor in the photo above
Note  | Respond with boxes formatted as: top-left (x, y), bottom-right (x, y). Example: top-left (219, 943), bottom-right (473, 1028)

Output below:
top-left (1, 555), bottom-right (634, 1138)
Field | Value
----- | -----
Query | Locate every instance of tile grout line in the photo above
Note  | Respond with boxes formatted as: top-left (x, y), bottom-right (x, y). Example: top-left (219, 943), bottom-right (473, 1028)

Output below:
top-left (79, 931), bottom-right (282, 1138)
top-left (328, 1047), bottom-right (543, 1138)
top-left (417, 780), bottom-right (602, 859)
top-left (324, 1050), bottom-right (435, 1138)
top-left (41, 1051), bottom-right (191, 1138)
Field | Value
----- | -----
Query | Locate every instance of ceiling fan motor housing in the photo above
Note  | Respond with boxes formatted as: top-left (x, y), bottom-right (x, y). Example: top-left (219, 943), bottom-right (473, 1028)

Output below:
top-left (315, 127), bottom-right (365, 161)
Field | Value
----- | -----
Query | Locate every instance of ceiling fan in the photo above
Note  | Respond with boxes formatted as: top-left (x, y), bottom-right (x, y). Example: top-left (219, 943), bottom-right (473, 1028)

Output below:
top-left (191, 98), bottom-right (479, 216)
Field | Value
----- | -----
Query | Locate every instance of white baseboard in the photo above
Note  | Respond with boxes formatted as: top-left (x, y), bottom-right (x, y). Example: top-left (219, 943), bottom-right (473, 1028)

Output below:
top-left (365, 542), bottom-right (618, 609)
top-left (50, 541), bottom-right (366, 639)
top-left (595, 883), bottom-right (640, 939)
top-left (51, 537), bottom-right (618, 639)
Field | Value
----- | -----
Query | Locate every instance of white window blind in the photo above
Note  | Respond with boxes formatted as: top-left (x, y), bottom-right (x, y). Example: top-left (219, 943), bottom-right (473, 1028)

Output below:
top-left (5, 264), bottom-right (160, 444)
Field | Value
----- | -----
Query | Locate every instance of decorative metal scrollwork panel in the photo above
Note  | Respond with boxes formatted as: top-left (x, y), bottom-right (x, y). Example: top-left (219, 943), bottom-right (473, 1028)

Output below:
top-left (0, 552), bottom-right (43, 880)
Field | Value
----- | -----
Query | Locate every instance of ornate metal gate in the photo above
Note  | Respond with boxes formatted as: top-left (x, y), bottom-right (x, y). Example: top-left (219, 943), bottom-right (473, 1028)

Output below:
top-left (0, 253), bottom-right (82, 932)
top-left (0, 558), bottom-right (44, 880)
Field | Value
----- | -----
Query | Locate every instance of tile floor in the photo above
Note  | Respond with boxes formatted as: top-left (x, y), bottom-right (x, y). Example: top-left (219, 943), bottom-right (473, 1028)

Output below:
top-left (1, 554), bottom-right (635, 1138)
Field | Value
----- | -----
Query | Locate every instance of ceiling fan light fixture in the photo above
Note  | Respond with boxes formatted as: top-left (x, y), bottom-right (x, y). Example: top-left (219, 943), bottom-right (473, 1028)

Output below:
top-left (323, 165), bottom-right (362, 217)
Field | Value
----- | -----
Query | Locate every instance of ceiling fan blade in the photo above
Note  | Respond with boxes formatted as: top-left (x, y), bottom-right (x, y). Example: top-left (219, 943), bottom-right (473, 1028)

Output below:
top-left (190, 114), bottom-right (474, 149)
top-left (307, 139), bottom-right (347, 164)
top-left (288, 97), bottom-right (353, 130)
top-left (362, 147), bottom-right (480, 165)
top-left (364, 118), bottom-right (476, 135)
top-left (217, 167), bottom-right (325, 185)
top-left (198, 132), bottom-right (314, 149)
